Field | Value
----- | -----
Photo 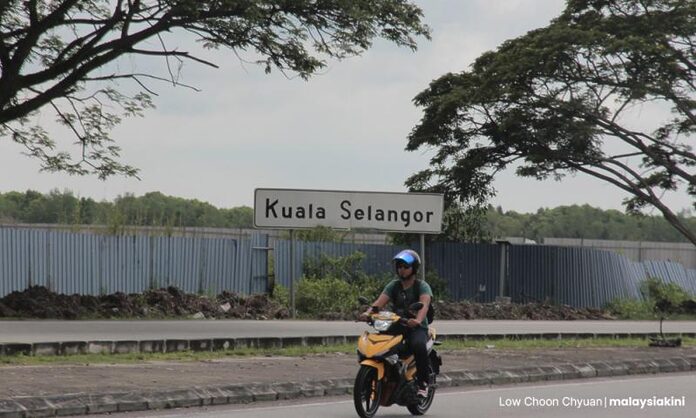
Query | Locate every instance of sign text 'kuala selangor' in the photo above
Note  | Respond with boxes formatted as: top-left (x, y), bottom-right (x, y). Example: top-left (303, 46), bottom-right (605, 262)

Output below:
top-left (254, 189), bottom-right (444, 234)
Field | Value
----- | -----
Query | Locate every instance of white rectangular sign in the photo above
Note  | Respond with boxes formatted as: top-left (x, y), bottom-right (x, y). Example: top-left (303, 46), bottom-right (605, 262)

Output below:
top-left (254, 188), bottom-right (444, 234)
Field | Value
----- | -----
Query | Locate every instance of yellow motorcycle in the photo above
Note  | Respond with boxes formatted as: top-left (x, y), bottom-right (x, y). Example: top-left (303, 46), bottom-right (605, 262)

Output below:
top-left (354, 302), bottom-right (442, 418)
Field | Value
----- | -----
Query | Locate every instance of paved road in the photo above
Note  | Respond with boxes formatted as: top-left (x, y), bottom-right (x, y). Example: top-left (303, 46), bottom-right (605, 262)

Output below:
top-left (1, 319), bottom-right (695, 343)
top-left (82, 373), bottom-right (696, 417)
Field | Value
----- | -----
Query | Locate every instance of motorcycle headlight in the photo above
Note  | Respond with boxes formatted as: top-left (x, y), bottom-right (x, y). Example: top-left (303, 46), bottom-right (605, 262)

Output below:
top-left (373, 319), bottom-right (394, 331)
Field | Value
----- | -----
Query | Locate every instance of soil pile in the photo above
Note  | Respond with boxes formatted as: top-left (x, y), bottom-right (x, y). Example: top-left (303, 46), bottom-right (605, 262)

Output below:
top-left (0, 286), bottom-right (290, 320)
top-left (0, 286), bottom-right (616, 320)
top-left (433, 300), bottom-right (615, 320)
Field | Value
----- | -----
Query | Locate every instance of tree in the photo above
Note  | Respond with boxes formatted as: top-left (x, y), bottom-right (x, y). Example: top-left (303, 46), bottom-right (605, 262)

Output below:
top-left (406, 0), bottom-right (696, 245)
top-left (1, 0), bottom-right (429, 178)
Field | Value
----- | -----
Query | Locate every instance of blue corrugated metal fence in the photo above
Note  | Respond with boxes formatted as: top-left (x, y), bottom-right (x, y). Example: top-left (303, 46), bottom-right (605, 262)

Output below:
top-left (3, 225), bottom-right (695, 308)
top-left (274, 240), bottom-right (696, 308)
top-left (0, 227), bottom-right (267, 296)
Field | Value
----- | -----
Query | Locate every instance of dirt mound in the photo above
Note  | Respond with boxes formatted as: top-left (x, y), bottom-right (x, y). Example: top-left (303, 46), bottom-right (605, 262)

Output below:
top-left (321, 300), bottom-right (614, 321)
top-left (0, 286), bottom-right (614, 320)
top-left (433, 300), bottom-right (614, 320)
top-left (0, 286), bottom-right (289, 320)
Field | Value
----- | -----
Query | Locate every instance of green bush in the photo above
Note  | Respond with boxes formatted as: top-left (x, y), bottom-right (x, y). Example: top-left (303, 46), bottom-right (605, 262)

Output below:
top-left (642, 277), bottom-right (692, 309)
top-left (303, 251), bottom-right (370, 283)
top-left (270, 283), bottom-right (289, 307)
top-left (272, 252), bottom-right (450, 318)
top-left (607, 277), bottom-right (696, 319)
top-left (295, 276), bottom-right (359, 317)
top-left (424, 269), bottom-right (449, 300)
top-left (605, 298), bottom-right (655, 319)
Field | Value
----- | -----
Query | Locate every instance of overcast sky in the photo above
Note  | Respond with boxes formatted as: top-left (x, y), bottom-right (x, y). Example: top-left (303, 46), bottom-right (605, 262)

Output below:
top-left (0, 0), bottom-right (692, 214)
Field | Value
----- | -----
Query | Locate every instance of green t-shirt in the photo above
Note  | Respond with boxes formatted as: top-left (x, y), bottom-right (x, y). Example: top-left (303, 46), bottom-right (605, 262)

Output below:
top-left (382, 279), bottom-right (433, 328)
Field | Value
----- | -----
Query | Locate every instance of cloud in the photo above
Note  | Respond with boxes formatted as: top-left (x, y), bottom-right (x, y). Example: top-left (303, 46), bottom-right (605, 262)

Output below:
top-left (0, 0), bottom-right (692, 214)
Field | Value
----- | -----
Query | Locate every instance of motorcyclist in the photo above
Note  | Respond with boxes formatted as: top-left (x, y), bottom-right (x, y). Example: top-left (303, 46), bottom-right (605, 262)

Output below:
top-left (360, 249), bottom-right (433, 398)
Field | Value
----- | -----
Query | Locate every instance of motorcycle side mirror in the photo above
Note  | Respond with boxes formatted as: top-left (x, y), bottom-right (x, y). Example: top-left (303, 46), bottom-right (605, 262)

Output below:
top-left (358, 296), bottom-right (370, 305)
top-left (409, 302), bottom-right (424, 311)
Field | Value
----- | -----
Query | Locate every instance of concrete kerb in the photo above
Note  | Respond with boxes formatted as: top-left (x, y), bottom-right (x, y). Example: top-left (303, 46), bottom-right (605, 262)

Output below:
top-left (0, 399), bottom-right (25, 418)
top-left (164, 339), bottom-right (189, 353)
top-left (86, 341), bottom-right (113, 355)
top-left (42, 394), bottom-right (88, 417)
top-left (2, 344), bottom-right (31, 356)
top-left (0, 332), bottom-right (693, 359)
top-left (60, 341), bottom-right (87, 355)
top-left (0, 356), bottom-right (695, 418)
top-left (189, 339), bottom-right (213, 352)
top-left (113, 341), bottom-right (139, 354)
top-left (31, 343), bottom-right (60, 356)
top-left (139, 340), bottom-right (165, 353)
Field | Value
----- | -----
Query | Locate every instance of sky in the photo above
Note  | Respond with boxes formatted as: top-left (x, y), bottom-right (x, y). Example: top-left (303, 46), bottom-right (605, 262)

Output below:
top-left (0, 0), bottom-right (693, 214)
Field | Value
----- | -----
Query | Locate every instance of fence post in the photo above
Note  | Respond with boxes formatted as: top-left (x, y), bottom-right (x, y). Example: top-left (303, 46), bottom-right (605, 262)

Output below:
top-left (149, 236), bottom-right (155, 289)
top-left (496, 240), bottom-right (511, 299)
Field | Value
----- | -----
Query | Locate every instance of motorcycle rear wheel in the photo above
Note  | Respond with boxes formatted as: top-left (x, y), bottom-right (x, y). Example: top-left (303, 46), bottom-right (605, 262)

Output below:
top-left (353, 365), bottom-right (382, 418)
top-left (407, 365), bottom-right (436, 416)
top-left (406, 384), bottom-right (435, 415)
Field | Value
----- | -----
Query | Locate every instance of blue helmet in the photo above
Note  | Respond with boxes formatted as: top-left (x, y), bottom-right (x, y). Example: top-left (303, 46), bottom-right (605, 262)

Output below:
top-left (393, 249), bottom-right (421, 274)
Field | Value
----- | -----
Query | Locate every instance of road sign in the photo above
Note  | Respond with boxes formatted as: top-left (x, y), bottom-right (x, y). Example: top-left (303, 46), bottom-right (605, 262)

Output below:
top-left (254, 188), bottom-right (443, 234)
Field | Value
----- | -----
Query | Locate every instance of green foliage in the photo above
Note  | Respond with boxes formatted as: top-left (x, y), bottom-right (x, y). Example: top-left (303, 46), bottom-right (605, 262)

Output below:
top-left (391, 202), bottom-right (491, 244)
top-left (607, 277), bottom-right (696, 319)
top-left (3, 190), bottom-right (694, 244)
top-left (485, 204), bottom-right (696, 243)
top-left (303, 251), bottom-right (370, 283)
top-left (289, 252), bottom-right (446, 317)
top-left (605, 298), bottom-right (655, 320)
top-left (297, 252), bottom-right (391, 317)
top-left (1, 1), bottom-right (429, 178)
top-left (0, 189), bottom-right (254, 229)
top-left (295, 276), bottom-right (360, 317)
top-left (642, 277), bottom-right (694, 313)
top-left (270, 284), bottom-right (289, 308)
top-left (424, 269), bottom-right (449, 300)
top-left (284, 226), bottom-right (346, 242)
top-left (407, 0), bottom-right (696, 245)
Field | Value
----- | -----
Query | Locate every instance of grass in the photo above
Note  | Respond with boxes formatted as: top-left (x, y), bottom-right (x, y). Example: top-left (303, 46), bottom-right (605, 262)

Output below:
top-left (1, 337), bottom-right (694, 366)
top-left (441, 336), bottom-right (696, 350)
top-left (0, 343), bottom-right (357, 366)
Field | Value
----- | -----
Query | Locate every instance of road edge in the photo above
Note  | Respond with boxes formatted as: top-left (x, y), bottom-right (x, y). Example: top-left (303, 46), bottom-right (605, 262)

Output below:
top-left (1, 355), bottom-right (695, 417)
top-left (2, 332), bottom-right (696, 356)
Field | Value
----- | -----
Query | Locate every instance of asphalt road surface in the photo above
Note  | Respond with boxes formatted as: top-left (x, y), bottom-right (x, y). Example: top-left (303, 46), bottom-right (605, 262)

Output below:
top-left (81, 373), bottom-right (695, 418)
top-left (2, 320), bottom-right (696, 343)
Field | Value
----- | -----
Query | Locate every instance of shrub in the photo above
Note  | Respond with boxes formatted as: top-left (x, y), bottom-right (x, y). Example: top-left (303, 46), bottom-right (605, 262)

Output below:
top-left (607, 277), bottom-right (696, 319)
top-left (642, 277), bottom-right (692, 311)
top-left (295, 276), bottom-right (359, 317)
top-left (303, 251), bottom-right (370, 283)
top-left (424, 269), bottom-right (449, 300)
top-left (270, 283), bottom-right (289, 308)
top-left (273, 252), bottom-right (450, 318)
top-left (605, 298), bottom-right (655, 319)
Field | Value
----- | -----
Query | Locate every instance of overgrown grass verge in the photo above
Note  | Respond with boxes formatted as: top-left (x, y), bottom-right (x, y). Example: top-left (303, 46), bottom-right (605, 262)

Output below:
top-left (1, 337), bottom-right (693, 366)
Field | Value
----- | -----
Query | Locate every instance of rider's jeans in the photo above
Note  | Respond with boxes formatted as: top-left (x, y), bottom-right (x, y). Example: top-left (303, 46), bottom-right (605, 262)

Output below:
top-left (406, 326), bottom-right (429, 387)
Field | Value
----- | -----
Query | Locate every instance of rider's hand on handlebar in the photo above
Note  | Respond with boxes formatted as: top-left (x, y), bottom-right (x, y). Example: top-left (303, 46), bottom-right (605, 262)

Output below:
top-left (358, 311), bottom-right (371, 322)
top-left (406, 318), bottom-right (420, 328)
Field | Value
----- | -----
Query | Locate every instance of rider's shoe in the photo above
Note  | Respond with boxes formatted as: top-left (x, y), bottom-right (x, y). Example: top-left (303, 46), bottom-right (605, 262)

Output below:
top-left (416, 382), bottom-right (428, 398)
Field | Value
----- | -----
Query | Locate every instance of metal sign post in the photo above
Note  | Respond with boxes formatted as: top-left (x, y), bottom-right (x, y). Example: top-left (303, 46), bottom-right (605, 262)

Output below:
top-left (289, 229), bottom-right (296, 318)
top-left (420, 233), bottom-right (426, 281)
top-left (253, 188), bottom-right (444, 318)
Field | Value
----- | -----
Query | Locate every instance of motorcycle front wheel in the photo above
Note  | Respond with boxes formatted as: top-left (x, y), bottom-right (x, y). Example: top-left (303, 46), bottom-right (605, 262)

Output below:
top-left (353, 365), bottom-right (382, 418)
